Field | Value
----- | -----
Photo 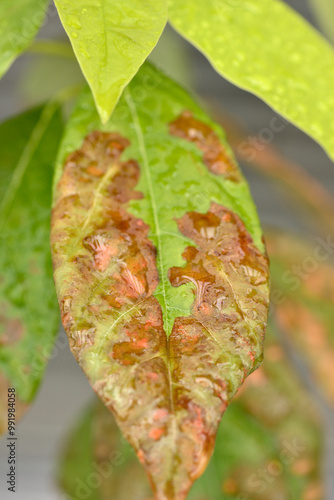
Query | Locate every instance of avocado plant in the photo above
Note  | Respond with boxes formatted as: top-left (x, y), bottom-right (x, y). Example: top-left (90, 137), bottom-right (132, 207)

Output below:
top-left (0, 1), bottom-right (334, 499)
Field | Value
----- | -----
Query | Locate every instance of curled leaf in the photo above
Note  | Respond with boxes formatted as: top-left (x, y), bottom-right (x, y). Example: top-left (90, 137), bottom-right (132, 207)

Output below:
top-left (51, 63), bottom-right (269, 499)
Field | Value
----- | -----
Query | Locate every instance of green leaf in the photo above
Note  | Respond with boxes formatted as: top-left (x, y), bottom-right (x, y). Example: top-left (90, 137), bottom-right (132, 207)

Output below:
top-left (168, 0), bottom-right (334, 162)
top-left (0, 0), bottom-right (49, 79)
top-left (0, 105), bottom-right (63, 434)
top-left (309, 0), bottom-right (334, 44)
top-left (51, 63), bottom-right (269, 499)
top-left (59, 329), bottom-right (322, 500)
top-left (54, 0), bottom-right (167, 123)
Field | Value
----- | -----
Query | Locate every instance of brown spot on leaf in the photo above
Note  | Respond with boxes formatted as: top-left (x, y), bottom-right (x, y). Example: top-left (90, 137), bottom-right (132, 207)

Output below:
top-left (222, 478), bottom-right (238, 495)
top-left (169, 203), bottom-right (269, 360)
top-left (303, 482), bottom-right (324, 500)
top-left (169, 111), bottom-right (241, 182)
top-left (0, 316), bottom-right (25, 345)
top-left (292, 458), bottom-right (315, 476)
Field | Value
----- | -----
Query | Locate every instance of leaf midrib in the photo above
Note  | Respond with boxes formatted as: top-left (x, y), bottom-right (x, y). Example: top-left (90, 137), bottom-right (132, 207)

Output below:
top-left (124, 88), bottom-right (171, 333)
top-left (124, 88), bottom-right (175, 419)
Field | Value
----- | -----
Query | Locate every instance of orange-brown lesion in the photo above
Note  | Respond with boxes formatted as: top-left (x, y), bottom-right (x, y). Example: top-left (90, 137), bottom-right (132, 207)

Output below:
top-left (52, 131), bottom-right (162, 347)
top-left (147, 203), bottom-right (269, 499)
top-left (168, 202), bottom-right (269, 432)
top-left (169, 203), bottom-right (269, 329)
top-left (169, 110), bottom-right (241, 182)
top-left (0, 309), bottom-right (25, 346)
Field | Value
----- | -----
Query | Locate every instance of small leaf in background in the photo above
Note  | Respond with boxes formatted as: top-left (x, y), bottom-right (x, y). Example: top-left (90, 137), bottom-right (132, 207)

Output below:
top-left (59, 401), bottom-right (153, 500)
top-left (54, 0), bottom-right (167, 123)
top-left (0, 0), bottom-right (49, 79)
top-left (59, 330), bottom-right (322, 500)
top-left (0, 105), bottom-right (63, 434)
top-left (51, 63), bottom-right (270, 499)
top-left (268, 232), bottom-right (334, 406)
top-left (168, 0), bottom-right (334, 162)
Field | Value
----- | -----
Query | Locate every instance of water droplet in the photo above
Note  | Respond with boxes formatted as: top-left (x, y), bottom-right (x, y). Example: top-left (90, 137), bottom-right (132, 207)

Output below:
top-left (68, 20), bottom-right (82, 30)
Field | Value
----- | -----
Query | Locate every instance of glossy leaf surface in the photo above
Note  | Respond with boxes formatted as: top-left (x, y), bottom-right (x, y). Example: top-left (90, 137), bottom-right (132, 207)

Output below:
top-left (268, 232), bottom-right (334, 405)
top-left (0, 105), bottom-right (63, 434)
top-left (0, 0), bottom-right (49, 79)
top-left (51, 63), bottom-right (270, 499)
top-left (54, 0), bottom-right (167, 123)
top-left (59, 330), bottom-right (322, 500)
top-left (168, 0), bottom-right (334, 162)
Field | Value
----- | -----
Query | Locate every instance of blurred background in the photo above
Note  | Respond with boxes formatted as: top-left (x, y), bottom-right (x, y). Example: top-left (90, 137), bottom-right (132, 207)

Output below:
top-left (0, 0), bottom-right (333, 499)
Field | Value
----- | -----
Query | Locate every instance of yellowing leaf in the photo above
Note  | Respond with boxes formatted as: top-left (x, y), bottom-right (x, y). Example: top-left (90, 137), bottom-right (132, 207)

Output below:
top-left (51, 64), bottom-right (270, 499)
top-left (0, 0), bottom-right (49, 78)
top-left (168, 0), bottom-right (334, 162)
top-left (54, 0), bottom-right (167, 123)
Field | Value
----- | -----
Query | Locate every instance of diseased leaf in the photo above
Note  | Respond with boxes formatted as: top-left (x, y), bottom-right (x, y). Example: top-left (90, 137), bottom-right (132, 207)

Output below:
top-left (59, 330), bottom-right (322, 500)
top-left (268, 232), bottom-right (334, 405)
top-left (51, 63), bottom-right (269, 499)
top-left (0, 105), bottom-right (63, 434)
top-left (0, 0), bottom-right (49, 79)
top-left (54, 0), bottom-right (167, 123)
top-left (168, 0), bottom-right (334, 162)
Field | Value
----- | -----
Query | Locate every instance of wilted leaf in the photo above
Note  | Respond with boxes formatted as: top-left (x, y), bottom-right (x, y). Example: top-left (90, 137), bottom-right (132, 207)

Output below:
top-left (59, 330), bottom-right (322, 500)
top-left (168, 0), bottom-right (334, 162)
top-left (0, 0), bottom-right (49, 79)
top-left (54, 0), bottom-right (167, 123)
top-left (0, 105), bottom-right (63, 434)
top-left (267, 232), bottom-right (334, 405)
top-left (51, 63), bottom-right (270, 499)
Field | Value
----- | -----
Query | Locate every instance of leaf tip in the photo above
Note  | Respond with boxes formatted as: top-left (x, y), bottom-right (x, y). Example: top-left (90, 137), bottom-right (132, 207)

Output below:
top-left (97, 105), bottom-right (110, 125)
